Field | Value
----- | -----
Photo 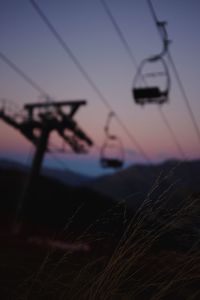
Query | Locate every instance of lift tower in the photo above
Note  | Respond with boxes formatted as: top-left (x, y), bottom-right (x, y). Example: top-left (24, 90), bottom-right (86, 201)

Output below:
top-left (0, 99), bottom-right (93, 232)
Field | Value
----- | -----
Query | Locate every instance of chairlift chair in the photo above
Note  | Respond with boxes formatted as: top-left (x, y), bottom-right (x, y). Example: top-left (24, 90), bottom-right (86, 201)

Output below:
top-left (132, 56), bottom-right (170, 105)
top-left (100, 112), bottom-right (125, 170)
top-left (100, 136), bottom-right (124, 169)
top-left (100, 157), bottom-right (123, 169)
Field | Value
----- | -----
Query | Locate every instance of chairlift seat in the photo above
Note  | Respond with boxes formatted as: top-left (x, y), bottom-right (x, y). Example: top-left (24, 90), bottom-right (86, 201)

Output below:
top-left (100, 158), bottom-right (123, 169)
top-left (133, 87), bottom-right (168, 104)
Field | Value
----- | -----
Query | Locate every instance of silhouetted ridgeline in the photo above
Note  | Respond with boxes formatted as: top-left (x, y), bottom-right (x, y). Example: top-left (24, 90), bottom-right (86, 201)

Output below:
top-left (0, 159), bottom-right (200, 237)
top-left (0, 159), bottom-right (92, 186)
top-left (90, 159), bottom-right (200, 206)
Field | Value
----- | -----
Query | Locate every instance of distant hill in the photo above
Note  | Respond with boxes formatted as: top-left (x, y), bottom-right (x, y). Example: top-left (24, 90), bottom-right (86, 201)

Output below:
top-left (0, 159), bottom-right (28, 172)
top-left (1, 158), bottom-right (200, 208)
top-left (89, 159), bottom-right (200, 207)
top-left (1, 159), bottom-right (200, 254)
top-left (0, 159), bottom-right (93, 186)
top-left (42, 166), bottom-right (92, 186)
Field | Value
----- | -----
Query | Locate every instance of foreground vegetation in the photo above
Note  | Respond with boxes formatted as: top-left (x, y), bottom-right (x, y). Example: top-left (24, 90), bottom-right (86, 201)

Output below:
top-left (1, 167), bottom-right (200, 299)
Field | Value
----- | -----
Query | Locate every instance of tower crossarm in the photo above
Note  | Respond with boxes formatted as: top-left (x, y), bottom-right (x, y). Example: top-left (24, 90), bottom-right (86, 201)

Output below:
top-left (0, 109), bottom-right (21, 130)
top-left (24, 100), bottom-right (87, 119)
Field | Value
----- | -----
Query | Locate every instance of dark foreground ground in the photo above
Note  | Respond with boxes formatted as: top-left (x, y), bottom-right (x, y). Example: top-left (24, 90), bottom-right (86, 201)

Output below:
top-left (0, 161), bottom-right (200, 299)
top-left (1, 208), bottom-right (200, 300)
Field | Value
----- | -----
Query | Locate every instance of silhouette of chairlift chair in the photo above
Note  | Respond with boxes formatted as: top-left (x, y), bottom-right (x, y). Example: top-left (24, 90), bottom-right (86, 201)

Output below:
top-left (132, 18), bottom-right (171, 106)
top-left (100, 112), bottom-right (124, 169)
top-left (132, 55), bottom-right (170, 105)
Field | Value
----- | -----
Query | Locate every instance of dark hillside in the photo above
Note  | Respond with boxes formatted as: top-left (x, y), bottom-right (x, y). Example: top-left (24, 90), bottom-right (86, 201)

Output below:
top-left (90, 160), bottom-right (200, 207)
top-left (0, 162), bottom-right (200, 299)
top-left (0, 168), bottom-right (128, 239)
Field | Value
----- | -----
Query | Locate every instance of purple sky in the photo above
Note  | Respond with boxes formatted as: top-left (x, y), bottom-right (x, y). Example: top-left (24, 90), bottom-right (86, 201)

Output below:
top-left (0, 0), bottom-right (200, 175)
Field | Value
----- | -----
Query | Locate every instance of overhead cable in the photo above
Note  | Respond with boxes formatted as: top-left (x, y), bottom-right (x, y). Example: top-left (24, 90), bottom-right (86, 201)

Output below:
top-left (0, 51), bottom-right (48, 96)
top-left (29, 0), bottom-right (151, 162)
top-left (100, 0), bottom-right (187, 159)
top-left (147, 0), bottom-right (200, 147)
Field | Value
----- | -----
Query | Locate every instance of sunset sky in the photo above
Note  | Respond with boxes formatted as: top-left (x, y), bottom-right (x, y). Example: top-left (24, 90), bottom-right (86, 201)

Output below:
top-left (0, 0), bottom-right (200, 175)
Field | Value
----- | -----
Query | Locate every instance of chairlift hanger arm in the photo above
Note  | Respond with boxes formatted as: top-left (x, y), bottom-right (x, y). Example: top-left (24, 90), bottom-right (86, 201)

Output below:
top-left (147, 0), bottom-right (170, 58)
top-left (104, 111), bottom-right (115, 137)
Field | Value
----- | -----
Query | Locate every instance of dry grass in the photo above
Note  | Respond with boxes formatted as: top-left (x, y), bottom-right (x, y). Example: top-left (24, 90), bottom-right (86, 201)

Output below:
top-left (4, 167), bottom-right (200, 299)
top-left (66, 172), bottom-right (200, 300)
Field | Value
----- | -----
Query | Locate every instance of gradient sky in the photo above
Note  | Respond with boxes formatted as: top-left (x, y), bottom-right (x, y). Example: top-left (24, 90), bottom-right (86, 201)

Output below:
top-left (0, 0), bottom-right (200, 175)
